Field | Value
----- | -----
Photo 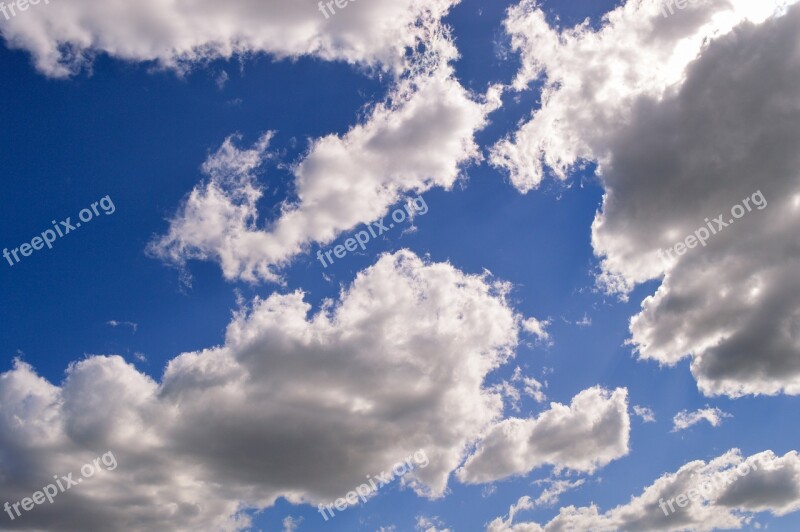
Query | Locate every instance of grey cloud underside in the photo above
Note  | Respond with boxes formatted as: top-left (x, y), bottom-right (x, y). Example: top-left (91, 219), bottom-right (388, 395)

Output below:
top-left (489, 450), bottom-right (800, 531)
top-left (1, 251), bottom-right (622, 530)
top-left (493, 0), bottom-right (800, 398)
top-left (457, 387), bottom-right (630, 484)
top-left (610, 6), bottom-right (800, 396)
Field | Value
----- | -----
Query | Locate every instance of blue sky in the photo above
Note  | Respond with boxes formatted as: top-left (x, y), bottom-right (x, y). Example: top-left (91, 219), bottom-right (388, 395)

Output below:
top-left (1, 0), bottom-right (799, 531)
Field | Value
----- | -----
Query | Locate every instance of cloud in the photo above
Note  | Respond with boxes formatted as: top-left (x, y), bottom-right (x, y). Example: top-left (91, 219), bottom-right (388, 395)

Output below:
top-left (148, 25), bottom-right (502, 283)
top-left (493, 367), bottom-right (547, 413)
top-left (281, 515), bottom-right (303, 532)
top-left (496, 0), bottom-right (800, 397)
top-left (215, 70), bottom-right (229, 91)
top-left (633, 405), bottom-right (657, 423)
top-left (415, 515), bottom-right (452, 532)
top-left (672, 407), bottom-right (732, 432)
top-left (532, 478), bottom-right (586, 507)
top-left (604, 5), bottom-right (800, 397)
top-left (514, 367), bottom-right (547, 403)
top-left (456, 387), bottom-right (629, 484)
top-left (482, 484), bottom-right (498, 498)
top-left (487, 495), bottom-right (537, 531)
top-left (491, 0), bottom-right (790, 192)
top-left (0, 251), bottom-right (527, 530)
top-left (0, 0), bottom-right (459, 77)
top-left (521, 317), bottom-right (551, 344)
top-left (106, 320), bottom-right (138, 333)
top-left (487, 449), bottom-right (800, 531)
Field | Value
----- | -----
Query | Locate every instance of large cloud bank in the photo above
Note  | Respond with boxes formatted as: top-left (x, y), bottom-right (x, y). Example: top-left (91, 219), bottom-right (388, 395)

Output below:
top-left (0, 251), bottom-right (630, 530)
top-left (494, 0), bottom-right (800, 397)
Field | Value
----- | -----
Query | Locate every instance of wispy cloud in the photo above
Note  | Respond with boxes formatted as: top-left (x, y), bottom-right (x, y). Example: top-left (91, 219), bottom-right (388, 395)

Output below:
top-left (672, 407), bottom-right (732, 432)
top-left (633, 405), bottom-right (656, 423)
top-left (106, 320), bottom-right (138, 333)
top-left (533, 478), bottom-right (586, 507)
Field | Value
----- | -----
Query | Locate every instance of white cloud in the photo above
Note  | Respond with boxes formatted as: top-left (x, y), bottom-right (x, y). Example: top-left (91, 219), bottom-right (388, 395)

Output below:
top-left (520, 378), bottom-right (546, 404)
top-left (633, 405), bottom-right (657, 423)
top-left (0, 250), bottom-right (631, 530)
top-left (672, 407), bottom-right (731, 432)
top-left (511, 366), bottom-right (547, 403)
top-left (281, 515), bottom-right (303, 532)
top-left (513, 366), bottom-right (546, 403)
top-left (482, 484), bottom-right (498, 498)
top-left (415, 515), bottom-right (452, 532)
top-left (496, 0), bottom-right (800, 398)
top-left (106, 320), bottom-right (138, 333)
top-left (488, 449), bottom-right (800, 531)
top-left (575, 314), bottom-right (592, 328)
top-left (0, 0), bottom-right (459, 77)
top-left (0, 251), bottom-right (523, 530)
top-left (148, 26), bottom-right (502, 283)
top-left (487, 495), bottom-right (538, 532)
top-left (493, 379), bottom-right (523, 413)
top-left (521, 317), bottom-right (551, 344)
top-left (9, 0), bottom-right (498, 289)
top-left (494, 367), bottom-right (548, 413)
top-left (456, 387), bottom-right (630, 484)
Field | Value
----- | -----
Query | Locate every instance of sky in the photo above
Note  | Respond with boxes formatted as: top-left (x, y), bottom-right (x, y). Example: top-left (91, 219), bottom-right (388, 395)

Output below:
top-left (0, 0), bottom-right (799, 531)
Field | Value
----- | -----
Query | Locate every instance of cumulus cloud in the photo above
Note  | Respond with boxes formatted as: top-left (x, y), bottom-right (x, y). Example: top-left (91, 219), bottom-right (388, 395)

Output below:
top-left (496, 0), bottom-right (800, 397)
top-left (148, 24), bottom-right (502, 282)
top-left (491, 0), bottom-right (790, 192)
top-left (488, 449), bottom-right (800, 531)
top-left (0, 251), bottom-right (524, 530)
top-left (672, 407), bottom-right (732, 432)
top-left (456, 387), bottom-right (630, 484)
top-left (606, 5), bottom-right (800, 397)
top-left (0, 0), bottom-right (458, 77)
